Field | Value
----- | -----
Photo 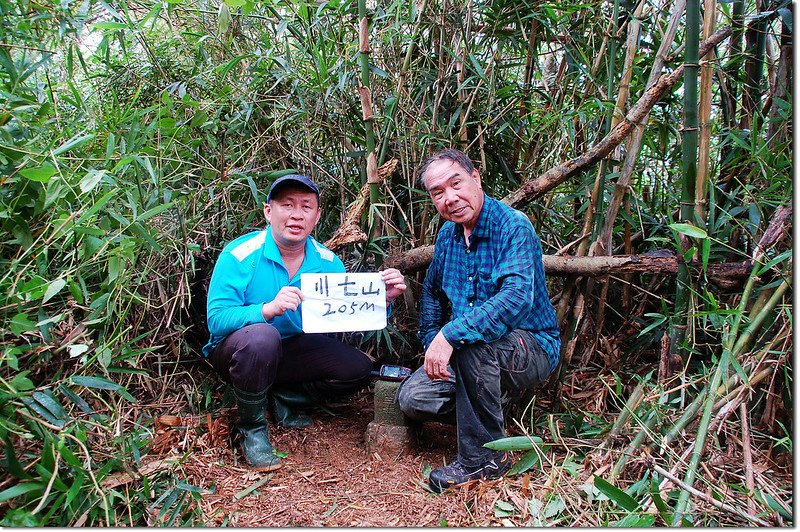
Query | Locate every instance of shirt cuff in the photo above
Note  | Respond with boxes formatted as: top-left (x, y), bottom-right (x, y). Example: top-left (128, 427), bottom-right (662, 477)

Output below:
top-left (440, 323), bottom-right (465, 348)
top-left (250, 303), bottom-right (267, 324)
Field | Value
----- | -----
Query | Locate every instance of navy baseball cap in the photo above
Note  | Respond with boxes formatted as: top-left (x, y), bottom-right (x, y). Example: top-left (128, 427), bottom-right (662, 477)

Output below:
top-left (266, 174), bottom-right (320, 202)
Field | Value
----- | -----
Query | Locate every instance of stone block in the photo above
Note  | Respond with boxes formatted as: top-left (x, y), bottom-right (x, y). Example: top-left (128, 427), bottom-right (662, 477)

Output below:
top-left (365, 379), bottom-right (412, 454)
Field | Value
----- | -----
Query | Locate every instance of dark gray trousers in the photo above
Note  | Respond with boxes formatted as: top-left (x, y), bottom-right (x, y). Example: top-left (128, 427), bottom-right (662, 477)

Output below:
top-left (396, 329), bottom-right (553, 467)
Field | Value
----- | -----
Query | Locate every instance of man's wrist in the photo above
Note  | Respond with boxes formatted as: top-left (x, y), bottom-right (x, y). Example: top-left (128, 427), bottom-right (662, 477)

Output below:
top-left (436, 326), bottom-right (450, 346)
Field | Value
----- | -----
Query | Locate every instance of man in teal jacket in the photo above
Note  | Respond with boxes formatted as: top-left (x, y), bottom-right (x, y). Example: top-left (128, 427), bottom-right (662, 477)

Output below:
top-left (204, 174), bottom-right (407, 470)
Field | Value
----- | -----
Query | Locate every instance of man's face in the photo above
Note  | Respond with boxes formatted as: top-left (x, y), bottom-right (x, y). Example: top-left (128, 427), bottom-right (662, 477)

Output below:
top-left (264, 186), bottom-right (321, 248)
top-left (422, 159), bottom-right (484, 231)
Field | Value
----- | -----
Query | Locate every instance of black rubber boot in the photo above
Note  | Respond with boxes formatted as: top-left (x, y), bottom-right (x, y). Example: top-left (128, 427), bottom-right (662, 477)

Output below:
top-left (233, 387), bottom-right (282, 471)
top-left (269, 387), bottom-right (315, 429)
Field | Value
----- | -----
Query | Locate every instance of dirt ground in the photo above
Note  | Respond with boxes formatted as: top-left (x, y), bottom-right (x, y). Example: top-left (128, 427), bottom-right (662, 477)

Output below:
top-left (149, 372), bottom-right (791, 527)
top-left (176, 389), bottom-right (539, 526)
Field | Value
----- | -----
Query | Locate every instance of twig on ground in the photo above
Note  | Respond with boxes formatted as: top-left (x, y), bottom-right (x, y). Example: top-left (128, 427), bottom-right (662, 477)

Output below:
top-left (739, 402), bottom-right (756, 517)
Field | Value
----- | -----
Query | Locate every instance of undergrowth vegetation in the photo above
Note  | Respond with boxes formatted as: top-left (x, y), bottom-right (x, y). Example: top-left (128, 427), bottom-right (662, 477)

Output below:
top-left (0, 0), bottom-right (792, 525)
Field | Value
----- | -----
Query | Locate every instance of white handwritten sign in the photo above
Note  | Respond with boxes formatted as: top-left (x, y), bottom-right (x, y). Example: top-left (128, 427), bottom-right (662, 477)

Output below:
top-left (300, 272), bottom-right (387, 333)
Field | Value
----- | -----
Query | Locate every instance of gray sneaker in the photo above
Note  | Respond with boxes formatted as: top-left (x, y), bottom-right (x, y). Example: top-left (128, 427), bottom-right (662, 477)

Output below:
top-left (428, 453), bottom-right (511, 493)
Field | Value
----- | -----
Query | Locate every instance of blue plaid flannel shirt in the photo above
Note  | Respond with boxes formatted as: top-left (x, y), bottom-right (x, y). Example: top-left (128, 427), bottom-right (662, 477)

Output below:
top-left (419, 195), bottom-right (561, 371)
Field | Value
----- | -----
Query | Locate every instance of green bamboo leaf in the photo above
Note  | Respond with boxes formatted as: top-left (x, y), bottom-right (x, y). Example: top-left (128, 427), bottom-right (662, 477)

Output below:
top-left (11, 372), bottom-right (35, 391)
top-left (669, 223), bottom-right (708, 239)
top-left (1, 508), bottom-right (42, 527)
top-left (234, 476), bottom-right (272, 500)
top-left (190, 110), bottom-right (208, 127)
top-left (92, 21), bottom-right (128, 30)
top-left (74, 190), bottom-right (115, 225)
top-left (0, 48), bottom-right (18, 83)
top-left (70, 376), bottom-right (136, 403)
top-left (0, 482), bottom-right (44, 503)
top-left (52, 133), bottom-right (94, 156)
top-left (21, 391), bottom-right (68, 428)
top-left (20, 163), bottom-right (57, 182)
top-left (9, 313), bottom-right (37, 335)
top-left (175, 481), bottom-right (213, 494)
top-left (467, 53), bottom-right (487, 81)
top-left (58, 383), bottom-right (95, 415)
top-left (508, 448), bottom-right (540, 475)
top-left (31, 390), bottom-right (68, 421)
top-left (493, 500), bottom-right (515, 517)
top-left (64, 475), bottom-right (85, 507)
top-left (42, 278), bottom-right (67, 304)
top-left (128, 221), bottom-right (161, 250)
top-left (133, 155), bottom-right (157, 184)
top-left (728, 354), bottom-right (749, 385)
top-left (165, 491), bottom-right (188, 527)
top-left (484, 435), bottom-right (543, 451)
top-left (79, 169), bottom-right (106, 194)
top-left (760, 491), bottom-right (792, 520)
top-left (756, 249), bottom-right (792, 275)
top-left (612, 514), bottom-right (655, 527)
top-left (777, 8), bottom-right (792, 32)
top-left (593, 475), bottom-right (639, 512)
top-left (215, 54), bottom-right (252, 78)
top-left (650, 478), bottom-right (674, 525)
top-left (3, 438), bottom-right (33, 479)
top-left (245, 173), bottom-right (259, 205)
top-left (135, 202), bottom-right (173, 222)
top-left (700, 238), bottom-right (710, 271)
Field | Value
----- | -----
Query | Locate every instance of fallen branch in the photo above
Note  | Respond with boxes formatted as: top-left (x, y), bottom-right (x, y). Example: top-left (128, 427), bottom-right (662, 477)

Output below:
top-left (385, 247), bottom-right (752, 287)
top-left (101, 456), bottom-right (180, 489)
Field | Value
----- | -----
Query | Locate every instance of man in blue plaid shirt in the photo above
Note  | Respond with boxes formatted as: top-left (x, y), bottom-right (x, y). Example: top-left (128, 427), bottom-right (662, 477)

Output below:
top-left (397, 148), bottom-right (560, 492)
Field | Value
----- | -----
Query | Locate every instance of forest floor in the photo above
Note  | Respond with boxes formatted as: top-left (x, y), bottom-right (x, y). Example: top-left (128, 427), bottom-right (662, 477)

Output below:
top-left (145, 369), bottom-right (792, 526)
top-left (172, 389), bottom-right (536, 526)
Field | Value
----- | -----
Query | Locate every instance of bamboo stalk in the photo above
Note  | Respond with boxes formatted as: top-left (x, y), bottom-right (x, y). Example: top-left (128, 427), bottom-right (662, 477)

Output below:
top-left (669, 0), bottom-right (701, 370)
top-left (672, 271), bottom-right (789, 521)
top-left (694, 0), bottom-right (717, 224)
top-left (650, 461), bottom-right (770, 526)
top-left (740, 11), bottom-right (768, 131)
top-left (595, 0), bottom-right (685, 253)
top-left (610, 410), bottom-right (657, 481)
top-left (504, 26), bottom-right (733, 209)
top-left (731, 277), bottom-right (791, 358)
top-left (598, 382), bottom-right (646, 453)
top-left (357, 0), bottom-right (382, 265)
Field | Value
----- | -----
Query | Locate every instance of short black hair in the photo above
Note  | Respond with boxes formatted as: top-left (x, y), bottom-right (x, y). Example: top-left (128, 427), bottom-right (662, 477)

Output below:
top-left (415, 148), bottom-right (475, 189)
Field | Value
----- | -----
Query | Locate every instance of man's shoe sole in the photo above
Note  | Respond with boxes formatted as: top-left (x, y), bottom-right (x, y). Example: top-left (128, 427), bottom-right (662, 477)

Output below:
top-left (250, 461), bottom-right (283, 472)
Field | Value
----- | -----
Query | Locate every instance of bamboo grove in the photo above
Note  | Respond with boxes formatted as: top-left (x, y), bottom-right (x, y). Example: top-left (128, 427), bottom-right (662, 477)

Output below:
top-left (0, 0), bottom-right (792, 526)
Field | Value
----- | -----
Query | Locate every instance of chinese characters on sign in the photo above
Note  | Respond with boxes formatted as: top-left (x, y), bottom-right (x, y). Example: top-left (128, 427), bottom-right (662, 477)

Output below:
top-left (300, 272), bottom-right (387, 333)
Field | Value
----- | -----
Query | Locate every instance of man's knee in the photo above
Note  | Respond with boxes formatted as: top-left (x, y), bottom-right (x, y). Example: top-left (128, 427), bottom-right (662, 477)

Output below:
top-left (215, 324), bottom-right (282, 392)
top-left (229, 324), bottom-right (281, 363)
top-left (397, 368), bottom-right (456, 423)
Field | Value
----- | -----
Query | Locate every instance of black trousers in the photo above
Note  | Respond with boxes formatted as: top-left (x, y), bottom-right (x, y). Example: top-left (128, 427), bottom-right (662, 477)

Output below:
top-left (208, 323), bottom-right (372, 395)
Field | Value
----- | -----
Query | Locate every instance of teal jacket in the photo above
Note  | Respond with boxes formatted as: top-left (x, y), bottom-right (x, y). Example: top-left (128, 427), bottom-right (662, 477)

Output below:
top-left (202, 227), bottom-right (345, 357)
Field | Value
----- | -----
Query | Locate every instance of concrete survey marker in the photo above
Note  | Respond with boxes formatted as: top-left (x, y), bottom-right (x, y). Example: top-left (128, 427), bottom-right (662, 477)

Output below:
top-left (365, 379), bottom-right (411, 455)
